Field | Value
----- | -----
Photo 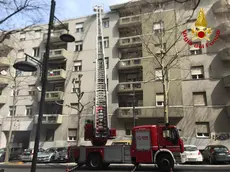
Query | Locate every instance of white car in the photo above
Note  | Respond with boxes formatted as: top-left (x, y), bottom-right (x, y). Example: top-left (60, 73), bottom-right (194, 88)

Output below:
top-left (181, 145), bottom-right (203, 163)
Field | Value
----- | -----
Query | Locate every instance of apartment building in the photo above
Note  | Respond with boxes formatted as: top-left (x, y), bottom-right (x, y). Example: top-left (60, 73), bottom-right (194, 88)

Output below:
top-left (0, 0), bottom-right (230, 149)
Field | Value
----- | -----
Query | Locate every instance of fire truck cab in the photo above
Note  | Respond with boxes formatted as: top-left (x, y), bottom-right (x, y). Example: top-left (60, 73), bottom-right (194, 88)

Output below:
top-left (68, 125), bottom-right (184, 172)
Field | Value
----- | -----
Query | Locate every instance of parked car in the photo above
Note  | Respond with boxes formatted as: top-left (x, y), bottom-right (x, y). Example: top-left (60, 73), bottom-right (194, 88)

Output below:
top-left (37, 147), bottom-right (66, 163)
top-left (56, 147), bottom-right (68, 162)
top-left (202, 145), bottom-right (230, 164)
top-left (0, 147), bottom-right (24, 162)
top-left (181, 145), bottom-right (203, 163)
top-left (20, 148), bottom-right (45, 162)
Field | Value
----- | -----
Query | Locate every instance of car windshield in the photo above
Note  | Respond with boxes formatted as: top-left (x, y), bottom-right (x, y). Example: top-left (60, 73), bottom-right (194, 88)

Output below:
top-left (213, 147), bottom-right (228, 152)
top-left (184, 146), bottom-right (198, 151)
top-left (45, 149), bottom-right (55, 153)
top-left (0, 148), bottom-right (5, 153)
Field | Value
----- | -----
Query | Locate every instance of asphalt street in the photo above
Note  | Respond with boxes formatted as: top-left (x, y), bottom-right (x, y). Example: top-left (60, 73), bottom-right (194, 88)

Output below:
top-left (0, 164), bottom-right (230, 172)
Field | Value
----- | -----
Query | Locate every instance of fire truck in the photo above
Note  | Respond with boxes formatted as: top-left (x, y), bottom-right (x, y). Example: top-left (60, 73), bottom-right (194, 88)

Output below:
top-left (67, 5), bottom-right (184, 172)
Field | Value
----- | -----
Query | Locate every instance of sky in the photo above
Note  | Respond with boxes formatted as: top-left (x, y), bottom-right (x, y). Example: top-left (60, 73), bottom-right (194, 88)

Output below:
top-left (0, 0), bottom-right (130, 30)
top-left (51, 0), bottom-right (130, 20)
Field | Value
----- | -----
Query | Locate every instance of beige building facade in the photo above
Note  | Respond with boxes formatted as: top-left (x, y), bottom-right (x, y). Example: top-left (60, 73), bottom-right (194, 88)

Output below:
top-left (0, 0), bottom-right (230, 149)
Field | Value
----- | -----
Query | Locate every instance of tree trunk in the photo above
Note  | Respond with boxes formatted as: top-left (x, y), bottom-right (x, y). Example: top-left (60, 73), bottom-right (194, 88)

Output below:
top-left (76, 111), bottom-right (81, 146)
top-left (163, 69), bottom-right (169, 125)
top-left (5, 88), bottom-right (17, 163)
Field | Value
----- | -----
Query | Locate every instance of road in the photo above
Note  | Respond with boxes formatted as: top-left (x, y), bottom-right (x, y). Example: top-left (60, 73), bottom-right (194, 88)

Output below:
top-left (0, 164), bottom-right (230, 172)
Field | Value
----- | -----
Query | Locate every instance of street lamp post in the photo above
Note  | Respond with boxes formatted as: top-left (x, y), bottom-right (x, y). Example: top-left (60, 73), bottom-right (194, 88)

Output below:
top-left (130, 86), bottom-right (136, 128)
top-left (13, 1), bottom-right (75, 171)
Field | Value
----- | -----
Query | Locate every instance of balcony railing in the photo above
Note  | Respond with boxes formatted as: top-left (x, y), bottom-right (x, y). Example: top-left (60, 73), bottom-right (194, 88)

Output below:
top-left (0, 75), bottom-right (9, 85)
top-left (212, 0), bottom-right (230, 14)
top-left (47, 69), bottom-right (66, 81)
top-left (42, 91), bottom-right (64, 101)
top-left (116, 106), bottom-right (184, 118)
top-left (0, 57), bottom-right (10, 67)
top-left (43, 30), bottom-right (66, 43)
top-left (118, 58), bottom-right (143, 70)
top-left (2, 117), bottom-right (33, 131)
top-left (223, 75), bottom-right (230, 87)
top-left (0, 95), bottom-right (7, 104)
top-left (34, 114), bottom-right (63, 124)
top-left (216, 23), bottom-right (230, 41)
top-left (117, 82), bottom-right (143, 93)
top-left (118, 35), bottom-right (142, 48)
top-left (49, 49), bottom-right (69, 60)
top-left (119, 15), bottom-right (141, 27)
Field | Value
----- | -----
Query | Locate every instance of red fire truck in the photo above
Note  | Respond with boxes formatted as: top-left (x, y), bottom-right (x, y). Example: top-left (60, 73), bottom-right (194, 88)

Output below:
top-left (68, 124), bottom-right (184, 172)
top-left (67, 5), bottom-right (184, 172)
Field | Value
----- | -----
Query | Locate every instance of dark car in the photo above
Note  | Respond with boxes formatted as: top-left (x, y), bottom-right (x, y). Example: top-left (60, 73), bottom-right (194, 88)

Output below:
top-left (56, 147), bottom-right (68, 162)
top-left (0, 147), bottom-right (24, 162)
top-left (202, 145), bottom-right (230, 164)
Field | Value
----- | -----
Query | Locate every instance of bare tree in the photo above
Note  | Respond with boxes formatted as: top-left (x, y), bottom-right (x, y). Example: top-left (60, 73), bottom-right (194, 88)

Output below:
top-left (4, 63), bottom-right (31, 162)
top-left (56, 74), bottom-right (92, 146)
top-left (0, 0), bottom-right (48, 43)
top-left (118, 0), bottom-right (201, 125)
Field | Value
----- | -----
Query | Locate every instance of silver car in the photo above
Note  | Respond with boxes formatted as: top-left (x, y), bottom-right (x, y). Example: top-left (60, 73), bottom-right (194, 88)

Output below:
top-left (21, 148), bottom-right (45, 162)
top-left (37, 147), bottom-right (66, 162)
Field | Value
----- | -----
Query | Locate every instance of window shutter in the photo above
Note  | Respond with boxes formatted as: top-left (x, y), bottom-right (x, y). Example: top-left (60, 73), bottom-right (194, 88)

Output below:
top-left (74, 61), bottom-right (82, 66)
top-left (76, 23), bottom-right (83, 28)
top-left (196, 123), bottom-right (209, 133)
top-left (68, 129), bottom-right (77, 137)
top-left (156, 94), bottom-right (164, 102)
top-left (191, 67), bottom-right (202, 75)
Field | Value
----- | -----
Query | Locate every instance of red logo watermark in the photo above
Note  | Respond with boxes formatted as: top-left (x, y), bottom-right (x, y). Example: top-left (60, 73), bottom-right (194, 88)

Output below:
top-left (182, 29), bottom-right (220, 48)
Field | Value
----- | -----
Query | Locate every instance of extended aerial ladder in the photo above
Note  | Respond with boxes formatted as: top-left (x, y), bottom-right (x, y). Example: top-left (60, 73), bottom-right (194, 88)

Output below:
top-left (84, 5), bottom-right (116, 146)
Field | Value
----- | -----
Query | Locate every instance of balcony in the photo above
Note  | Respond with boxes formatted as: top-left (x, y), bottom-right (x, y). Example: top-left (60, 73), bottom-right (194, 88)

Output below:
top-left (0, 95), bottom-right (7, 104)
top-left (212, 0), bottom-right (230, 14)
top-left (116, 106), bottom-right (184, 118)
top-left (42, 91), bottom-right (64, 102)
top-left (216, 22), bottom-right (230, 41)
top-left (43, 30), bottom-right (66, 43)
top-left (47, 69), bottom-right (66, 81)
top-left (0, 75), bottom-right (9, 85)
top-left (218, 48), bottom-right (230, 61)
top-left (0, 57), bottom-right (10, 67)
top-left (223, 75), bottom-right (230, 87)
top-left (117, 82), bottom-right (143, 93)
top-left (2, 117), bottom-right (33, 131)
top-left (49, 49), bottom-right (69, 60)
top-left (118, 58), bottom-right (143, 70)
top-left (34, 114), bottom-right (63, 124)
top-left (119, 15), bottom-right (141, 28)
top-left (117, 35), bottom-right (142, 48)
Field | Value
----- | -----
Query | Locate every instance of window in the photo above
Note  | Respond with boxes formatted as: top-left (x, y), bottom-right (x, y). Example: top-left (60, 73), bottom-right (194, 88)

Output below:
top-left (125, 124), bottom-right (131, 135)
top-left (45, 129), bottom-right (55, 141)
top-left (33, 47), bottom-right (40, 57)
top-left (155, 43), bottom-right (166, 52)
top-left (68, 129), bottom-right (77, 141)
top-left (20, 32), bottom-right (26, 41)
top-left (105, 57), bottom-right (109, 69)
top-left (18, 49), bottom-right (24, 59)
top-left (107, 78), bottom-right (109, 90)
top-left (195, 122), bottom-right (210, 138)
top-left (193, 92), bottom-right (207, 106)
top-left (75, 23), bottom-right (84, 32)
top-left (11, 89), bottom-right (19, 96)
top-left (156, 93), bottom-right (164, 106)
top-left (9, 106), bottom-right (16, 116)
top-left (16, 70), bottom-right (23, 77)
top-left (190, 42), bottom-right (202, 55)
top-left (102, 18), bottom-right (109, 28)
top-left (29, 90), bottom-right (36, 96)
top-left (72, 80), bottom-right (80, 93)
top-left (153, 21), bottom-right (164, 34)
top-left (73, 60), bottom-right (82, 72)
top-left (125, 129), bottom-right (131, 135)
top-left (25, 105), bottom-right (33, 116)
top-left (75, 41), bottom-right (83, 51)
top-left (70, 103), bottom-right (79, 108)
top-left (34, 30), bottom-right (41, 39)
top-left (155, 68), bottom-right (162, 80)
top-left (104, 37), bottom-right (109, 48)
top-left (191, 66), bottom-right (204, 79)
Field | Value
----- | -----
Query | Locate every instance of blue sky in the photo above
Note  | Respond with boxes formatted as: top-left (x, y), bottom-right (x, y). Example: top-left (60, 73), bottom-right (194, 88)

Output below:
top-left (55, 0), bottom-right (129, 20)
top-left (0, 0), bottom-right (129, 30)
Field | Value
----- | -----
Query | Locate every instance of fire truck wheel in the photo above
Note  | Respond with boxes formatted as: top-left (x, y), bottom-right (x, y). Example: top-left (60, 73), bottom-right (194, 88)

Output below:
top-left (87, 154), bottom-right (102, 170)
top-left (156, 154), bottom-right (174, 172)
